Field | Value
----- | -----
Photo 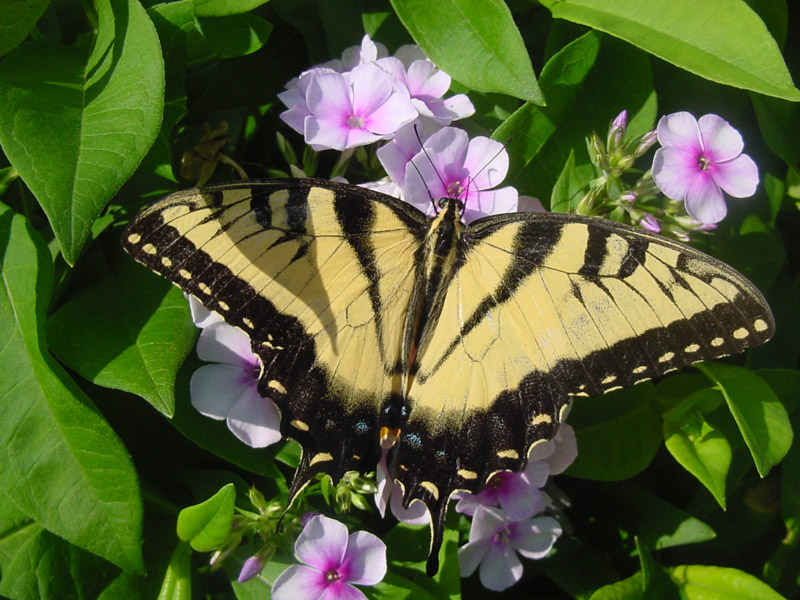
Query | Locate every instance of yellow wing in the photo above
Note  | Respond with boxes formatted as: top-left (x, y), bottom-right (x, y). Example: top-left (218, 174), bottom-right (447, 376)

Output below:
top-left (393, 212), bottom-right (773, 566)
top-left (123, 179), bottom-right (429, 490)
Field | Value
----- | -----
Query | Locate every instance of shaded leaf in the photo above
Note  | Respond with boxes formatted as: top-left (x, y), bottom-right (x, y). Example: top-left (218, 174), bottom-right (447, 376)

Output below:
top-left (0, 204), bottom-right (143, 572)
top-left (195, 0), bottom-right (270, 17)
top-left (47, 231), bottom-right (197, 417)
top-left (540, 0), bottom-right (800, 101)
top-left (196, 13), bottom-right (273, 57)
top-left (0, 0), bottom-right (164, 263)
top-left (390, 0), bottom-right (542, 102)
top-left (698, 363), bottom-right (793, 477)
top-left (0, 516), bottom-right (118, 600)
top-left (566, 384), bottom-right (662, 480)
top-left (0, 0), bottom-right (48, 57)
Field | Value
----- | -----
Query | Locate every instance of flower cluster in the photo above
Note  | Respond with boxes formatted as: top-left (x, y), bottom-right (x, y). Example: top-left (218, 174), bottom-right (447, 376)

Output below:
top-left (279, 35), bottom-right (474, 152)
top-left (579, 109), bottom-right (758, 239)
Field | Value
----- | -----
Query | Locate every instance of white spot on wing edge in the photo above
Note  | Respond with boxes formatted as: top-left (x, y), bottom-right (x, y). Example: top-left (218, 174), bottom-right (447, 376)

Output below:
top-left (127, 233), bottom-right (141, 244)
top-left (754, 318), bottom-right (769, 332)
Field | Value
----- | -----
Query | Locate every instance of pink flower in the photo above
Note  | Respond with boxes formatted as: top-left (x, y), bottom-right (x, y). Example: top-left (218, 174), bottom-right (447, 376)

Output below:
top-left (455, 461), bottom-right (549, 521)
top-left (303, 63), bottom-right (418, 151)
top-left (458, 506), bottom-right (562, 591)
top-left (652, 112), bottom-right (758, 224)
top-left (278, 67), bottom-right (339, 137)
top-left (190, 322), bottom-right (282, 448)
top-left (377, 52), bottom-right (473, 125)
top-left (402, 127), bottom-right (518, 223)
top-left (271, 515), bottom-right (387, 600)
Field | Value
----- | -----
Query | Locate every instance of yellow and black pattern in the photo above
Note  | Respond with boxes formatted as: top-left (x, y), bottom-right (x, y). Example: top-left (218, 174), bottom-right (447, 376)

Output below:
top-left (122, 178), bottom-right (774, 574)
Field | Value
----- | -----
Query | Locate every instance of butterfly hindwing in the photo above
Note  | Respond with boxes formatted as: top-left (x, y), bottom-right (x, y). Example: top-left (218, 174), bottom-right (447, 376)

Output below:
top-left (123, 179), bottom-right (429, 489)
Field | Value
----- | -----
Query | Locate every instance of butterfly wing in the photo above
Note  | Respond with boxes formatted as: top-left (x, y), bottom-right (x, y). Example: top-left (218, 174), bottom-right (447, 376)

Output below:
top-left (396, 211), bottom-right (773, 571)
top-left (123, 178), bottom-right (429, 491)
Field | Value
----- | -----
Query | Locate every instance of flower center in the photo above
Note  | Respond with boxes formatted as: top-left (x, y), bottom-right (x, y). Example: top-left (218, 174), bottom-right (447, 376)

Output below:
top-left (697, 155), bottom-right (710, 171)
top-left (325, 568), bottom-right (341, 583)
top-left (447, 180), bottom-right (465, 198)
top-left (493, 526), bottom-right (511, 547)
top-left (346, 114), bottom-right (365, 129)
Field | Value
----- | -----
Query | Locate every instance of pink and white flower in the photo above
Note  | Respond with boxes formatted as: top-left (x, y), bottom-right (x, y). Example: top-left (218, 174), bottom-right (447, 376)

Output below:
top-left (455, 461), bottom-right (549, 522)
top-left (652, 112), bottom-right (758, 224)
top-left (190, 322), bottom-right (281, 448)
top-left (271, 515), bottom-right (387, 600)
top-left (458, 506), bottom-right (562, 591)
top-left (303, 62), bottom-right (418, 151)
top-left (402, 127), bottom-right (518, 223)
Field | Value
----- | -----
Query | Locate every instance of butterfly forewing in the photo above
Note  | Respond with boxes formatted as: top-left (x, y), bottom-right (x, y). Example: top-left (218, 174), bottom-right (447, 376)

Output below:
top-left (123, 179), bottom-right (429, 487)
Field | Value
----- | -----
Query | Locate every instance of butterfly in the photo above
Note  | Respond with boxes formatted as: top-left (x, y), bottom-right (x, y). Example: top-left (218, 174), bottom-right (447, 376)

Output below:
top-left (122, 177), bottom-right (773, 573)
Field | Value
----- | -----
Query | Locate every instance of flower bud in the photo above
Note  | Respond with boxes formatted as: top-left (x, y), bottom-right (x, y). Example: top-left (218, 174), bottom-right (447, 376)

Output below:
top-left (620, 191), bottom-right (637, 203)
top-left (238, 556), bottom-right (265, 583)
top-left (607, 110), bottom-right (628, 149)
top-left (634, 130), bottom-right (658, 157)
top-left (588, 132), bottom-right (606, 167)
top-left (639, 214), bottom-right (661, 233)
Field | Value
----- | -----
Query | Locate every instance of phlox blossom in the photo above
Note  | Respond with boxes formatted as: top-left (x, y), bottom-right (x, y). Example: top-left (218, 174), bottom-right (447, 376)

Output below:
top-left (190, 321), bottom-right (281, 448)
top-left (455, 461), bottom-right (549, 521)
top-left (304, 63), bottom-right (417, 151)
top-left (271, 515), bottom-right (387, 600)
top-left (400, 127), bottom-right (518, 223)
top-left (459, 506), bottom-right (562, 591)
top-left (652, 112), bottom-right (758, 224)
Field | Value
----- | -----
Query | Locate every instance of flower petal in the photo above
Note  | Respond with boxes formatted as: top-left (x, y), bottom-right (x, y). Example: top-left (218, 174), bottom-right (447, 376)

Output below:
top-left (187, 294), bottom-right (222, 328)
top-left (307, 73), bottom-right (352, 120)
top-left (498, 482), bottom-right (542, 522)
top-left (349, 64), bottom-right (394, 117)
top-left (458, 539), bottom-right (490, 577)
top-left (363, 91), bottom-right (418, 135)
top-left (406, 60), bottom-right (450, 99)
top-left (479, 544), bottom-right (523, 591)
top-left (546, 424), bottom-right (578, 475)
top-left (684, 172), bottom-right (727, 224)
top-left (295, 515), bottom-right (349, 571)
top-left (305, 116), bottom-right (350, 152)
top-left (469, 506), bottom-right (508, 542)
top-left (524, 458), bottom-right (550, 487)
top-left (189, 364), bottom-right (240, 419)
top-left (652, 146), bottom-right (700, 201)
top-left (271, 565), bottom-right (327, 600)
top-left (227, 389), bottom-right (281, 448)
top-left (511, 515), bottom-right (562, 560)
top-left (465, 186), bottom-right (518, 222)
top-left (713, 153), bottom-right (759, 198)
top-left (656, 111), bottom-right (702, 151)
top-left (196, 322), bottom-right (258, 366)
top-left (342, 530), bottom-right (387, 585)
top-left (464, 136), bottom-right (509, 190)
top-left (697, 113), bottom-right (743, 162)
top-left (321, 583), bottom-right (368, 600)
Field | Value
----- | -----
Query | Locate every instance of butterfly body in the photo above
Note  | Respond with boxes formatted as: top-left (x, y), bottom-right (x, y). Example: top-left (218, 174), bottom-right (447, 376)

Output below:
top-left (122, 178), bottom-right (773, 574)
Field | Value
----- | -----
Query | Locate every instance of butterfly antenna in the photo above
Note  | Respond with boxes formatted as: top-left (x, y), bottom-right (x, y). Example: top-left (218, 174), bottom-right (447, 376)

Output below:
top-left (410, 124), bottom-right (449, 214)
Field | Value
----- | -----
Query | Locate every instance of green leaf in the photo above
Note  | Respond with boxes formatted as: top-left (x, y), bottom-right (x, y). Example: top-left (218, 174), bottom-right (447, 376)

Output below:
top-left (176, 483), bottom-right (236, 552)
top-left (636, 538), bottom-right (679, 600)
top-left (156, 542), bottom-right (192, 600)
top-left (666, 565), bottom-right (785, 599)
top-left (384, 522), bottom-right (461, 598)
top-left (566, 384), bottom-right (662, 480)
top-left (0, 0), bottom-right (48, 57)
top-left (550, 150), bottom-right (590, 213)
top-left (196, 13), bottom-right (273, 57)
top-left (589, 573), bottom-right (644, 600)
top-left (604, 483), bottom-right (717, 549)
top-left (697, 363), bottom-right (793, 477)
top-left (0, 0), bottom-right (164, 264)
top-left (663, 389), bottom-right (732, 508)
top-left (752, 94), bottom-right (800, 169)
top-left (390, 0), bottom-right (543, 103)
top-left (540, 0), bottom-right (800, 101)
top-left (47, 231), bottom-right (197, 417)
top-left (0, 517), bottom-right (119, 600)
top-left (494, 30), bottom-right (600, 179)
top-left (194, 0), bottom-right (270, 17)
top-left (501, 34), bottom-right (656, 200)
top-left (0, 204), bottom-right (144, 573)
